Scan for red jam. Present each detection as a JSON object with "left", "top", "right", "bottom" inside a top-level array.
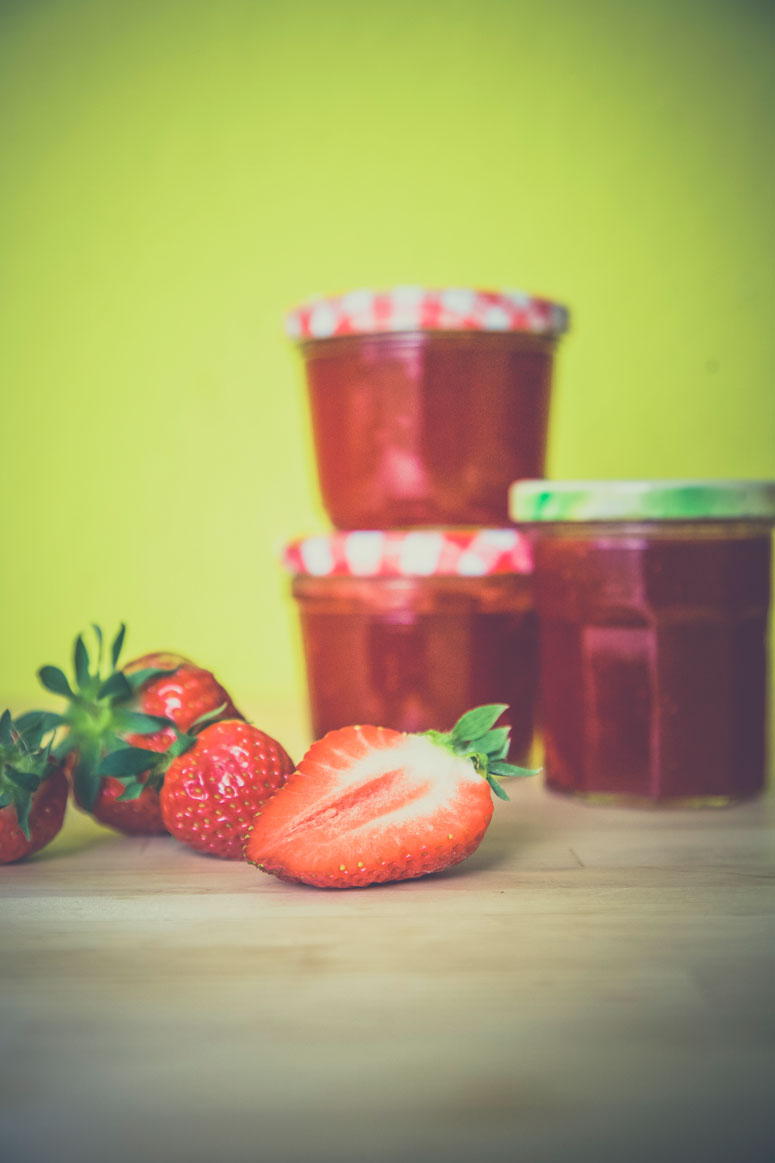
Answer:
[
  {"left": 291, "top": 573, "right": 537, "bottom": 763},
  {"left": 531, "top": 524, "right": 772, "bottom": 803},
  {"left": 299, "top": 331, "right": 556, "bottom": 528}
]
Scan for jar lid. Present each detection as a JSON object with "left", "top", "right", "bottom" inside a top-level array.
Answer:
[
  {"left": 285, "top": 286, "right": 569, "bottom": 341},
  {"left": 282, "top": 529, "right": 533, "bottom": 577},
  {"left": 510, "top": 479, "right": 775, "bottom": 523}
]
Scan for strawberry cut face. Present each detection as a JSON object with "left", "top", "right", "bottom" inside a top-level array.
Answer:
[{"left": 245, "top": 725, "right": 494, "bottom": 888}]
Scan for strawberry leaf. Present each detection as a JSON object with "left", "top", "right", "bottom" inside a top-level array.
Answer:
[
  {"left": 485, "top": 773, "right": 511, "bottom": 801},
  {"left": 15, "top": 711, "right": 64, "bottom": 740},
  {"left": 110, "top": 623, "right": 126, "bottom": 669},
  {"left": 189, "top": 702, "right": 228, "bottom": 731},
  {"left": 4, "top": 766, "right": 42, "bottom": 841},
  {"left": 112, "top": 710, "right": 174, "bottom": 736},
  {"left": 72, "top": 738, "right": 101, "bottom": 810},
  {"left": 97, "top": 748, "right": 156, "bottom": 777},
  {"left": 488, "top": 759, "right": 540, "bottom": 778},
  {"left": 168, "top": 732, "right": 197, "bottom": 758},
  {"left": 74, "top": 635, "right": 90, "bottom": 692},
  {"left": 53, "top": 735, "right": 79, "bottom": 759},
  {"left": 115, "top": 778, "right": 148, "bottom": 802},
  {"left": 422, "top": 704, "right": 537, "bottom": 802},
  {"left": 124, "top": 667, "right": 178, "bottom": 693},
  {"left": 449, "top": 704, "right": 508, "bottom": 744},
  {"left": 0, "top": 710, "right": 13, "bottom": 747},
  {"left": 13, "top": 717, "right": 45, "bottom": 751},
  {"left": 38, "top": 666, "right": 75, "bottom": 699},
  {"left": 6, "top": 767, "right": 40, "bottom": 793},
  {"left": 91, "top": 624, "right": 104, "bottom": 668},
  {"left": 11, "top": 784, "right": 33, "bottom": 839},
  {"left": 43, "top": 732, "right": 56, "bottom": 764},
  {"left": 466, "top": 726, "right": 511, "bottom": 759},
  {"left": 98, "top": 672, "right": 133, "bottom": 702}
]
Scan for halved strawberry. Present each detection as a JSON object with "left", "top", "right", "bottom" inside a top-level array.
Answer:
[{"left": 245, "top": 705, "right": 535, "bottom": 889}]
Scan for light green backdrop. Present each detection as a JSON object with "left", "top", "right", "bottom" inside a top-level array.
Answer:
[{"left": 1, "top": 0, "right": 773, "bottom": 742}]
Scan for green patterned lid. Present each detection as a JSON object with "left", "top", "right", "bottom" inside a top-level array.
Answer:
[{"left": 509, "top": 480, "right": 775, "bottom": 523}]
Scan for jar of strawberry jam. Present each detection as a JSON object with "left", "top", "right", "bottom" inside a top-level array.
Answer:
[
  {"left": 510, "top": 480, "right": 775, "bottom": 805},
  {"left": 286, "top": 287, "right": 569, "bottom": 529},
  {"left": 284, "top": 528, "right": 538, "bottom": 762}
]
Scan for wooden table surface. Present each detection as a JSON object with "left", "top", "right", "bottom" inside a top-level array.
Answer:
[{"left": 2, "top": 771, "right": 774, "bottom": 1163}]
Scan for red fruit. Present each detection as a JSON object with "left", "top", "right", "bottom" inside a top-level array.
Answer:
[
  {"left": 124, "top": 651, "right": 243, "bottom": 750},
  {"left": 38, "top": 625, "right": 243, "bottom": 835},
  {"left": 160, "top": 719, "right": 295, "bottom": 859},
  {"left": 0, "top": 767, "right": 69, "bottom": 863},
  {"left": 245, "top": 705, "right": 534, "bottom": 889},
  {"left": 86, "top": 775, "right": 169, "bottom": 836},
  {"left": 0, "top": 711, "right": 68, "bottom": 864},
  {"left": 90, "top": 650, "right": 244, "bottom": 835},
  {"left": 66, "top": 707, "right": 174, "bottom": 835}
]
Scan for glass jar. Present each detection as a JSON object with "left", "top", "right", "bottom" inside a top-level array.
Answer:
[
  {"left": 283, "top": 529, "right": 538, "bottom": 762},
  {"left": 286, "top": 287, "right": 569, "bottom": 529},
  {"left": 511, "top": 480, "right": 775, "bottom": 804}
]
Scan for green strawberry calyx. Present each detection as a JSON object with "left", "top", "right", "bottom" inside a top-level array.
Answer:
[
  {"left": 35, "top": 623, "right": 180, "bottom": 811},
  {"left": 424, "top": 704, "right": 539, "bottom": 801},
  {"left": 95, "top": 703, "right": 227, "bottom": 802},
  {"left": 0, "top": 709, "right": 60, "bottom": 839}
]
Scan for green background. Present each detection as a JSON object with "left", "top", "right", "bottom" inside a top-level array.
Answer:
[{"left": 1, "top": 0, "right": 773, "bottom": 745}]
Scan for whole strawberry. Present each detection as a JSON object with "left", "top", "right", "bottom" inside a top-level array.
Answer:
[
  {"left": 245, "top": 705, "right": 535, "bottom": 889},
  {"left": 0, "top": 710, "right": 68, "bottom": 863},
  {"left": 37, "top": 624, "right": 243, "bottom": 835},
  {"left": 123, "top": 651, "right": 242, "bottom": 748},
  {"left": 160, "top": 719, "right": 294, "bottom": 859}
]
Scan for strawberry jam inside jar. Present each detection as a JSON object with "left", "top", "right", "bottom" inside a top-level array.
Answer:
[
  {"left": 510, "top": 480, "right": 775, "bottom": 805},
  {"left": 286, "top": 287, "right": 569, "bottom": 529},
  {"left": 284, "top": 529, "right": 538, "bottom": 763}
]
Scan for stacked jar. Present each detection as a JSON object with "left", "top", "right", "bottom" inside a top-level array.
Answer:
[
  {"left": 283, "top": 286, "right": 570, "bottom": 764},
  {"left": 510, "top": 479, "right": 775, "bottom": 804}
]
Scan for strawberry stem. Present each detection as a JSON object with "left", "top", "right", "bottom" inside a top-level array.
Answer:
[
  {"left": 423, "top": 704, "right": 540, "bottom": 801},
  {"left": 34, "top": 623, "right": 179, "bottom": 810},
  {"left": 0, "top": 710, "right": 61, "bottom": 839}
]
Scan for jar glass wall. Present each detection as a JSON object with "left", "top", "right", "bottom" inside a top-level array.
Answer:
[
  {"left": 511, "top": 481, "right": 775, "bottom": 805},
  {"left": 284, "top": 530, "right": 538, "bottom": 763},
  {"left": 287, "top": 288, "right": 568, "bottom": 529}
]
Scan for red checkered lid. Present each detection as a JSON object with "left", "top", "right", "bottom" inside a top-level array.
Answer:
[
  {"left": 282, "top": 529, "right": 533, "bottom": 577},
  {"left": 285, "top": 286, "right": 569, "bottom": 340}
]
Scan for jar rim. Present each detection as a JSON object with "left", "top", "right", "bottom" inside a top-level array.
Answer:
[
  {"left": 285, "top": 286, "right": 569, "bottom": 341},
  {"left": 509, "top": 479, "right": 775, "bottom": 523},
  {"left": 282, "top": 528, "right": 533, "bottom": 577}
]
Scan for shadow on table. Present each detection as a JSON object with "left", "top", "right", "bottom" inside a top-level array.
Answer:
[
  {"left": 31, "top": 810, "right": 125, "bottom": 861},
  {"left": 437, "top": 816, "right": 546, "bottom": 880}
]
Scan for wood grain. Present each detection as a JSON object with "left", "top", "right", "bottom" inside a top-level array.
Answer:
[{"left": 2, "top": 775, "right": 774, "bottom": 1163}]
